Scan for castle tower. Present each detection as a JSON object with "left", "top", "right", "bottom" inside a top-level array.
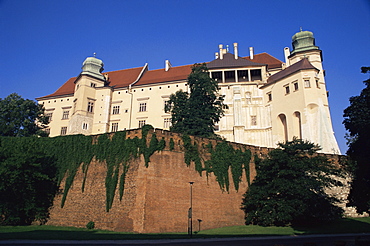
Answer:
[
  {"left": 68, "top": 56, "right": 111, "bottom": 135},
  {"left": 81, "top": 56, "right": 106, "bottom": 81},
  {"left": 288, "top": 30, "right": 323, "bottom": 72},
  {"left": 263, "top": 30, "right": 340, "bottom": 154}
]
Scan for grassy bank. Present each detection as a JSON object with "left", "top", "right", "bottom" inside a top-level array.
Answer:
[{"left": 0, "top": 217, "right": 369, "bottom": 240}]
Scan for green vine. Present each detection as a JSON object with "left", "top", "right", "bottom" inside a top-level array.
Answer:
[
  {"left": 182, "top": 135, "right": 203, "bottom": 174},
  {"left": 38, "top": 125, "right": 165, "bottom": 211},
  {"left": 169, "top": 138, "right": 175, "bottom": 151},
  {"left": 2, "top": 126, "right": 253, "bottom": 212},
  {"left": 181, "top": 137, "right": 252, "bottom": 192}
]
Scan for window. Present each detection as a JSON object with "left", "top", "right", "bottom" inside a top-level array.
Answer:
[
  {"left": 62, "top": 110, "right": 69, "bottom": 120},
  {"left": 251, "top": 115, "right": 257, "bottom": 126},
  {"left": 163, "top": 118, "right": 171, "bottom": 129},
  {"left": 87, "top": 101, "right": 94, "bottom": 113},
  {"left": 225, "top": 70, "right": 235, "bottom": 83},
  {"left": 138, "top": 120, "right": 146, "bottom": 128},
  {"left": 60, "top": 127, "right": 67, "bottom": 136},
  {"left": 111, "top": 122, "right": 118, "bottom": 132},
  {"left": 90, "top": 83, "right": 96, "bottom": 88},
  {"left": 237, "top": 70, "right": 249, "bottom": 82},
  {"left": 139, "top": 102, "right": 147, "bottom": 112},
  {"left": 164, "top": 100, "right": 170, "bottom": 111},
  {"left": 250, "top": 69, "right": 262, "bottom": 81},
  {"left": 82, "top": 123, "right": 88, "bottom": 130},
  {"left": 267, "top": 92, "right": 272, "bottom": 101},
  {"left": 316, "top": 79, "right": 320, "bottom": 88},
  {"left": 112, "top": 105, "right": 120, "bottom": 115},
  {"left": 46, "top": 113, "right": 53, "bottom": 122},
  {"left": 214, "top": 124, "right": 219, "bottom": 131},
  {"left": 304, "top": 79, "right": 311, "bottom": 88},
  {"left": 294, "top": 82, "right": 299, "bottom": 91},
  {"left": 211, "top": 71, "right": 222, "bottom": 82},
  {"left": 285, "top": 85, "right": 290, "bottom": 94}
]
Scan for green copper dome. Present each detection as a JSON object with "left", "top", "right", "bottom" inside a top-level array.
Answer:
[
  {"left": 291, "top": 30, "right": 319, "bottom": 56},
  {"left": 81, "top": 56, "right": 105, "bottom": 81}
]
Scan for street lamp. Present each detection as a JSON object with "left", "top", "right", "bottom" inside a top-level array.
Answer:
[
  {"left": 188, "top": 181, "right": 194, "bottom": 237},
  {"left": 197, "top": 219, "right": 202, "bottom": 232}
]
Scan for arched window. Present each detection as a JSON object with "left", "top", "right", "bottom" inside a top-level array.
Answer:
[
  {"left": 278, "top": 114, "right": 288, "bottom": 142},
  {"left": 293, "top": 111, "right": 302, "bottom": 139}
]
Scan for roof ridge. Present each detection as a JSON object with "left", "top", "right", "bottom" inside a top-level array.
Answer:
[
  {"left": 265, "top": 58, "right": 318, "bottom": 85},
  {"left": 103, "top": 66, "right": 144, "bottom": 74}
]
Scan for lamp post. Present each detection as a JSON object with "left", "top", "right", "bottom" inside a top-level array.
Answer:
[
  {"left": 188, "top": 181, "right": 194, "bottom": 237},
  {"left": 197, "top": 219, "right": 202, "bottom": 232}
]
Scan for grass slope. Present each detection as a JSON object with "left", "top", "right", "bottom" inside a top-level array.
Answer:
[{"left": 0, "top": 217, "right": 369, "bottom": 240}]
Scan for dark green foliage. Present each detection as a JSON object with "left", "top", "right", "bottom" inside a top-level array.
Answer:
[
  {"left": 169, "top": 138, "right": 175, "bottom": 151},
  {"left": 343, "top": 67, "right": 370, "bottom": 214},
  {"left": 0, "top": 93, "right": 49, "bottom": 137},
  {"left": 86, "top": 221, "right": 95, "bottom": 229},
  {"left": 182, "top": 135, "right": 202, "bottom": 174},
  {"left": 0, "top": 137, "right": 58, "bottom": 225},
  {"left": 0, "top": 124, "right": 166, "bottom": 223},
  {"left": 181, "top": 137, "right": 251, "bottom": 192},
  {"left": 241, "top": 139, "right": 344, "bottom": 226},
  {"left": 135, "top": 125, "right": 166, "bottom": 167},
  {"left": 165, "top": 63, "right": 226, "bottom": 138},
  {"left": 40, "top": 134, "right": 94, "bottom": 208},
  {"left": 205, "top": 141, "right": 251, "bottom": 192}
]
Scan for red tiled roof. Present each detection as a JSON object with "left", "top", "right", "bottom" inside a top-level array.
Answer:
[
  {"left": 37, "top": 66, "right": 145, "bottom": 99},
  {"left": 135, "top": 64, "right": 192, "bottom": 86},
  {"left": 37, "top": 77, "right": 76, "bottom": 100},
  {"left": 37, "top": 52, "right": 283, "bottom": 100},
  {"left": 263, "top": 58, "right": 319, "bottom": 87},
  {"left": 106, "top": 66, "right": 145, "bottom": 88},
  {"left": 244, "top": 53, "right": 283, "bottom": 69}
]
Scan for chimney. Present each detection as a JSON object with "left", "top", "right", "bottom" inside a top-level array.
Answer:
[
  {"left": 249, "top": 47, "right": 254, "bottom": 60},
  {"left": 165, "top": 60, "right": 172, "bottom": 71},
  {"left": 233, "top": 43, "right": 238, "bottom": 59},
  {"left": 284, "top": 47, "right": 290, "bottom": 67},
  {"left": 219, "top": 44, "right": 224, "bottom": 59}
]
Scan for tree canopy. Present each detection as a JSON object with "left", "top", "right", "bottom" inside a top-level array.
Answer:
[
  {"left": 0, "top": 93, "right": 48, "bottom": 137},
  {"left": 343, "top": 66, "right": 370, "bottom": 214},
  {"left": 0, "top": 137, "right": 58, "bottom": 225},
  {"left": 165, "top": 63, "right": 226, "bottom": 138},
  {"left": 241, "top": 139, "right": 344, "bottom": 226}
]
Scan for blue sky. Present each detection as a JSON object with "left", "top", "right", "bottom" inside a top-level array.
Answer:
[{"left": 0, "top": 0, "right": 369, "bottom": 153}]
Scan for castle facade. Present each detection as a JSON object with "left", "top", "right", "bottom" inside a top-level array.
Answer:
[{"left": 37, "top": 30, "right": 340, "bottom": 154}]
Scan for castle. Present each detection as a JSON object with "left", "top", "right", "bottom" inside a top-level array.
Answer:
[{"left": 37, "top": 30, "right": 340, "bottom": 154}]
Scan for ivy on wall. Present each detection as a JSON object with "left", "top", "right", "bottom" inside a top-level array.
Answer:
[
  {"left": 39, "top": 125, "right": 165, "bottom": 212},
  {"left": 183, "top": 138, "right": 252, "bottom": 192},
  {"left": 182, "top": 135, "right": 203, "bottom": 174},
  {"left": 1, "top": 125, "right": 253, "bottom": 214},
  {"left": 38, "top": 134, "right": 95, "bottom": 208}
]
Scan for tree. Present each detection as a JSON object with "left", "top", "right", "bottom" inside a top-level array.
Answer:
[
  {"left": 0, "top": 93, "right": 48, "bottom": 137},
  {"left": 0, "top": 137, "right": 58, "bottom": 225},
  {"left": 165, "top": 63, "right": 226, "bottom": 138},
  {"left": 343, "top": 67, "right": 370, "bottom": 214},
  {"left": 241, "top": 139, "right": 343, "bottom": 226}
]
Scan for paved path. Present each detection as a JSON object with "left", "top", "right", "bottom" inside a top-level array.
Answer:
[{"left": 1, "top": 233, "right": 370, "bottom": 246}]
